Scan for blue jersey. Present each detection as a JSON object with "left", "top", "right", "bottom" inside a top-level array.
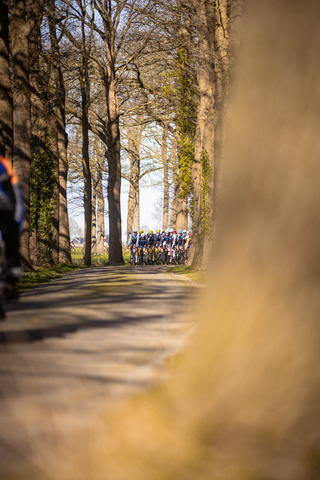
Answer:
[
  {"left": 163, "top": 234, "right": 172, "bottom": 246},
  {"left": 129, "top": 233, "right": 138, "bottom": 246},
  {"left": 138, "top": 237, "right": 147, "bottom": 247}
]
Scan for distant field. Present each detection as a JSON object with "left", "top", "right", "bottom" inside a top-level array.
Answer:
[{"left": 71, "top": 248, "right": 131, "bottom": 265}]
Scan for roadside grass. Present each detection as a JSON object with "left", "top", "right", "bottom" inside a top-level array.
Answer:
[
  {"left": 72, "top": 248, "right": 131, "bottom": 265},
  {"left": 17, "top": 249, "right": 132, "bottom": 293},
  {"left": 17, "top": 264, "right": 87, "bottom": 294},
  {"left": 165, "top": 265, "right": 205, "bottom": 283}
]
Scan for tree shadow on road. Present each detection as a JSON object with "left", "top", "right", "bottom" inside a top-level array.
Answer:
[{"left": 1, "top": 266, "right": 196, "bottom": 343}]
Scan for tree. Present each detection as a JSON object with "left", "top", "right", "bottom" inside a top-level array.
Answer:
[
  {"left": 64, "top": 0, "right": 95, "bottom": 265},
  {"left": 47, "top": 0, "right": 71, "bottom": 264},
  {"left": 0, "top": 0, "right": 12, "bottom": 160},
  {"left": 10, "top": 0, "right": 45, "bottom": 269}
]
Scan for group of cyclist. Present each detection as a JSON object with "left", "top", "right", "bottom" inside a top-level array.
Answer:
[{"left": 128, "top": 228, "right": 192, "bottom": 265}]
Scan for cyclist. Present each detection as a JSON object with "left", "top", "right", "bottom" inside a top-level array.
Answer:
[
  {"left": 154, "top": 229, "right": 162, "bottom": 263},
  {"left": 173, "top": 229, "right": 186, "bottom": 263},
  {"left": 172, "top": 230, "right": 178, "bottom": 244},
  {"left": 128, "top": 229, "right": 138, "bottom": 263},
  {"left": 173, "top": 229, "right": 184, "bottom": 247},
  {"left": 137, "top": 233, "right": 147, "bottom": 264},
  {"left": 0, "top": 154, "right": 24, "bottom": 318},
  {"left": 137, "top": 230, "right": 143, "bottom": 243},
  {"left": 155, "top": 229, "right": 161, "bottom": 245},
  {"left": 146, "top": 230, "right": 156, "bottom": 264},
  {"left": 161, "top": 229, "right": 172, "bottom": 264}
]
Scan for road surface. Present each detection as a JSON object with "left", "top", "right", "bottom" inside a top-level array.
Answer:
[{"left": 0, "top": 265, "right": 197, "bottom": 479}]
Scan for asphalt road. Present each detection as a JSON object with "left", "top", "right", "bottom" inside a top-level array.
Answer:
[{"left": 0, "top": 265, "right": 197, "bottom": 479}]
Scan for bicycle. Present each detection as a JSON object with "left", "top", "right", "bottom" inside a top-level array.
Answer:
[
  {"left": 130, "top": 245, "right": 139, "bottom": 265},
  {"left": 138, "top": 246, "right": 147, "bottom": 265},
  {"left": 147, "top": 245, "right": 156, "bottom": 265}
]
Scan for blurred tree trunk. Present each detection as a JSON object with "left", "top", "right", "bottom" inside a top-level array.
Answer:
[{"left": 229, "top": 0, "right": 243, "bottom": 83}]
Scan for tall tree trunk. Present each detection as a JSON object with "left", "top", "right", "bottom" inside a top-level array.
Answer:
[
  {"left": 189, "top": 0, "right": 215, "bottom": 267},
  {"left": 48, "top": 0, "right": 71, "bottom": 264},
  {"left": 172, "top": 138, "right": 188, "bottom": 230},
  {"left": 105, "top": 77, "right": 123, "bottom": 263},
  {"left": 176, "top": 195, "right": 188, "bottom": 231},
  {"left": 0, "top": 1, "right": 13, "bottom": 160},
  {"left": 127, "top": 156, "right": 140, "bottom": 245},
  {"left": 10, "top": 0, "right": 38, "bottom": 269},
  {"left": 202, "top": 0, "right": 230, "bottom": 267},
  {"left": 101, "top": 6, "right": 124, "bottom": 264},
  {"left": 81, "top": 87, "right": 92, "bottom": 265},
  {"left": 162, "top": 127, "right": 169, "bottom": 231},
  {"left": 47, "top": 104, "right": 60, "bottom": 264},
  {"left": 171, "top": 149, "right": 178, "bottom": 229},
  {"left": 29, "top": 6, "right": 48, "bottom": 265},
  {"left": 126, "top": 180, "right": 134, "bottom": 244},
  {"left": 80, "top": 0, "right": 93, "bottom": 266},
  {"left": 127, "top": 120, "right": 143, "bottom": 236},
  {"left": 96, "top": 165, "right": 105, "bottom": 254},
  {"left": 132, "top": 180, "right": 139, "bottom": 232},
  {"left": 29, "top": 12, "right": 45, "bottom": 154},
  {"left": 91, "top": 173, "right": 97, "bottom": 252}
]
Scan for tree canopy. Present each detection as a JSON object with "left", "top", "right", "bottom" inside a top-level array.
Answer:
[{"left": 0, "top": 0, "right": 242, "bottom": 268}]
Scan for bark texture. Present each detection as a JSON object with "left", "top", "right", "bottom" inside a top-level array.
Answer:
[
  {"left": 0, "top": 1, "right": 13, "bottom": 160},
  {"left": 11, "top": 0, "right": 40, "bottom": 269},
  {"left": 96, "top": 165, "right": 105, "bottom": 254},
  {"left": 161, "top": 126, "right": 169, "bottom": 231},
  {"left": 126, "top": 122, "right": 142, "bottom": 243},
  {"left": 48, "top": 0, "right": 71, "bottom": 264}
]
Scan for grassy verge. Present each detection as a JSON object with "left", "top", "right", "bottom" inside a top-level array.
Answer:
[
  {"left": 17, "top": 264, "right": 88, "bottom": 294},
  {"left": 165, "top": 265, "right": 205, "bottom": 283},
  {"left": 17, "top": 250, "right": 132, "bottom": 293}
]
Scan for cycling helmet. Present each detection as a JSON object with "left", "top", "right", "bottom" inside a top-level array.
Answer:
[
  {"left": 139, "top": 230, "right": 143, "bottom": 234},
  {"left": 165, "top": 229, "right": 169, "bottom": 234},
  {"left": 149, "top": 230, "right": 153, "bottom": 234},
  {"left": 178, "top": 229, "right": 183, "bottom": 234},
  {"left": 156, "top": 229, "right": 160, "bottom": 233},
  {"left": 170, "top": 229, "right": 173, "bottom": 233},
  {"left": 133, "top": 230, "right": 137, "bottom": 233},
  {"left": 183, "top": 229, "right": 187, "bottom": 233},
  {"left": 173, "top": 230, "right": 177, "bottom": 234}
]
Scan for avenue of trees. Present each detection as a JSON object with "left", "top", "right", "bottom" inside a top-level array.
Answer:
[{"left": 0, "top": 0, "right": 242, "bottom": 270}]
